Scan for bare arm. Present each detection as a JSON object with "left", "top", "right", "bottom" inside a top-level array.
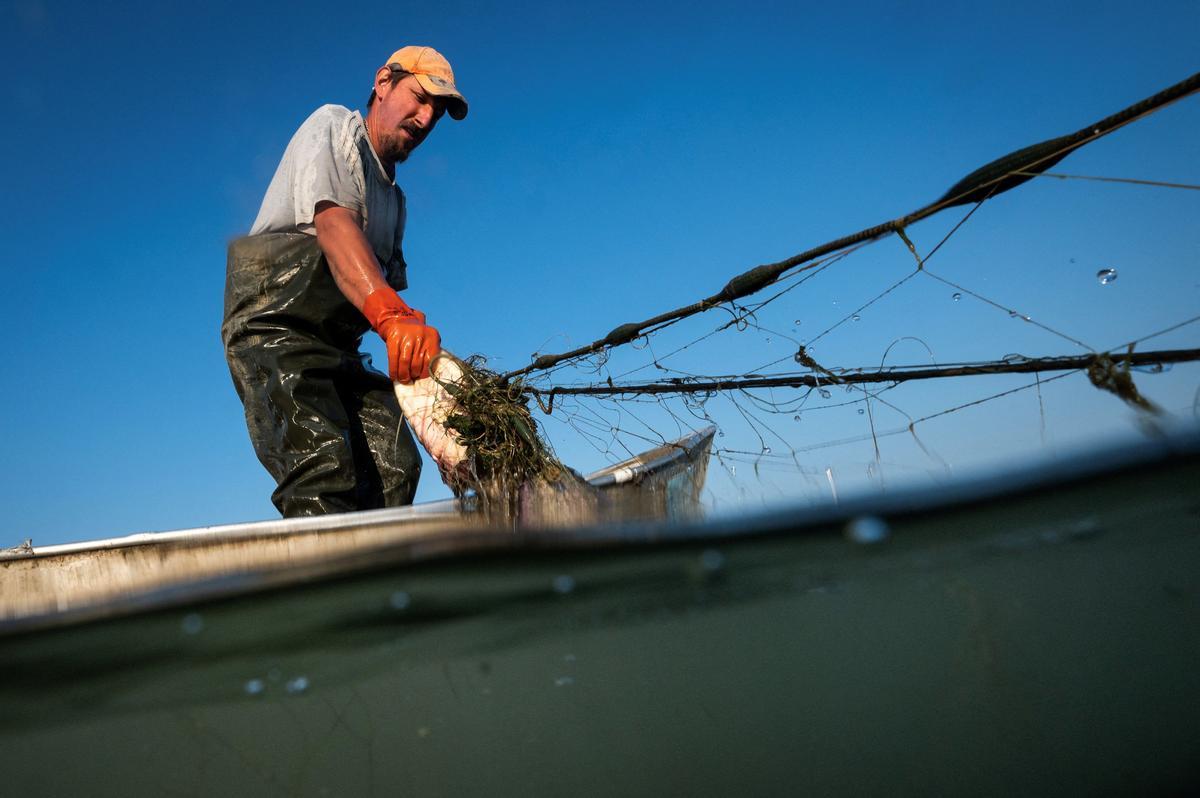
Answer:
[
  {"left": 313, "top": 200, "right": 390, "bottom": 309},
  {"left": 313, "top": 200, "right": 440, "bottom": 382}
]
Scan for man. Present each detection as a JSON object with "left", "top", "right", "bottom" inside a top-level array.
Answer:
[{"left": 221, "top": 46, "right": 468, "bottom": 517}]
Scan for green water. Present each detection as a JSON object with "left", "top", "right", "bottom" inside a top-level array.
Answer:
[{"left": 1, "top": 458, "right": 1197, "bottom": 796}]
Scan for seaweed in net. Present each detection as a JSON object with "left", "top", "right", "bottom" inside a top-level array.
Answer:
[
  {"left": 431, "top": 356, "right": 598, "bottom": 526},
  {"left": 442, "top": 358, "right": 561, "bottom": 482}
]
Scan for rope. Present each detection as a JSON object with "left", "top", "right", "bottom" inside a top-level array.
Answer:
[
  {"left": 503, "top": 71, "right": 1200, "bottom": 382},
  {"left": 530, "top": 347, "right": 1200, "bottom": 398}
]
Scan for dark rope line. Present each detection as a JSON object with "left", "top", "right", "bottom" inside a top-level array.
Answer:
[
  {"left": 1014, "top": 171, "right": 1200, "bottom": 191},
  {"left": 919, "top": 268, "right": 1096, "bottom": 352},
  {"left": 531, "top": 347, "right": 1200, "bottom": 397},
  {"left": 1115, "top": 313, "right": 1200, "bottom": 351},
  {"left": 765, "top": 371, "right": 1077, "bottom": 456},
  {"left": 806, "top": 270, "right": 919, "bottom": 349},
  {"left": 503, "top": 71, "right": 1200, "bottom": 381}
]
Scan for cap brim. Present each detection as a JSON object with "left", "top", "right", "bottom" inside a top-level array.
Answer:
[{"left": 413, "top": 73, "right": 468, "bottom": 120}]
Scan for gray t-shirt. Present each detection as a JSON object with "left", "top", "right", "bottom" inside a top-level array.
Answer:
[{"left": 250, "top": 104, "right": 407, "bottom": 289}]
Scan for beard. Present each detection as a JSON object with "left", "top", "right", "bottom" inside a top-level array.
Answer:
[{"left": 379, "top": 123, "right": 425, "bottom": 165}]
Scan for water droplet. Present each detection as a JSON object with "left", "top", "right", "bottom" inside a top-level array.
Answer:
[
  {"left": 631, "top": 336, "right": 649, "bottom": 349},
  {"left": 1001, "top": 353, "right": 1029, "bottom": 364},
  {"left": 793, "top": 414, "right": 802, "bottom": 422},
  {"left": 730, "top": 465, "right": 736, "bottom": 476},
  {"left": 764, "top": 337, "right": 771, "bottom": 345},
  {"left": 852, "top": 314, "right": 861, "bottom": 322},
  {"left": 552, "top": 575, "right": 576, "bottom": 595},
  {"left": 952, "top": 292, "right": 962, "bottom": 302},
  {"left": 1008, "top": 310, "right": 1018, "bottom": 318},
  {"left": 699, "top": 549, "right": 726, "bottom": 573},
  {"left": 845, "top": 515, "right": 890, "bottom": 545},
  {"left": 554, "top": 676, "right": 575, "bottom": 687},
  {"left": 181, "top": 613, "right": 204, "bottom": 635},
  {"left": 793, "top": 352, "right": 803, "bottom": 363},
  {"left": 285, "top": 676, "right": 310, "bottom": 695},
  {"left": 793, "top": 319, "right": 802, "bottom": 326},
  {"left": 530, "top": 352, "right": 539, "bottom": 360},
  {"left": 389, "top": 590, "right": 411, "bottom": 610},
  {"left": 762, "top": 446, "right": 772, "bottom": 454},
  {"left": 1069, "top": 258, "right": 1077, "bottom": 264},
  {"left": 818, "top": 389, "right": 831, "bottom": 399},
  {"left": 857, "top": 408, "right": 865, "bottom": 415},
  {"left": 717, "top": 430, "right": 725, "bottom": 437},
  {"left": 1097, "top": 268, "right": 1118, "bottom": 285},
  {"left": 244, "top": 678, "right": 266, "bottom": 696}
]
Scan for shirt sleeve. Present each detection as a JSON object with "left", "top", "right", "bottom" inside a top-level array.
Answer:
[{"left": 288, "top": 106, "right": 367, "bottom": 227}]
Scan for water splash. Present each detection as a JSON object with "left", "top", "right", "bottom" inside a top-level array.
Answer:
[{"left": 1097, "top": 268, "right": 1118, "bottom": 285}]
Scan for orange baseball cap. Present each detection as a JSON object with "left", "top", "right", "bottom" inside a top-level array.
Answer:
[{"left": 385, "top": 46, "right": 468, "bottom": 120}]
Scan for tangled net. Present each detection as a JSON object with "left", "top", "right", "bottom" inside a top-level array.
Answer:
[
  {"left": 480, "top": 72, "right": 1200, "bottom": 511},
  {"left": 441, "top": 357, "right": 567, "bottom": 493}
]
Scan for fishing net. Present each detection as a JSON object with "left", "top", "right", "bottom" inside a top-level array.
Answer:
[
  {"left": 395, "top": 352, "right": 599, "bottom": 526},
  {"left": 404, "top": 73, "right": 1200, "bottom": 518},
  {"left": 490, "top": 73, "right": 1200, "bottom": 512}
]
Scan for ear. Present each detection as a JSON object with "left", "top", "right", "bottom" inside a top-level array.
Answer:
[{"left": 374, "top": 66, "right": 394, "bottom": 96}]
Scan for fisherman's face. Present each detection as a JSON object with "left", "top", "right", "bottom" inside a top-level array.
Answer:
[{"left": 370, "top": 73, "right": 445, "bottom": 165}]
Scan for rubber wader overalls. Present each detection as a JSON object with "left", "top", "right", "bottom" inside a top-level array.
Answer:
[{"left": 221, "top": 233, "right": 421, "bottom": 516}]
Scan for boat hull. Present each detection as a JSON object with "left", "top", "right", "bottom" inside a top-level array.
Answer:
[
  {"left": 0, "top": 428, "right": 716, "bottom": 629},
  {"left": 0, "top": 435, "right": 1197, "bottom": 795}
]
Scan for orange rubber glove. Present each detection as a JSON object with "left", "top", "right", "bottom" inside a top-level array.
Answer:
[{"left": 361, "top": 289, "right": 441, "bottom": 384}]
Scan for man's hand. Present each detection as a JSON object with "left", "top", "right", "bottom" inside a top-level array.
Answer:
[
  {"left": 313, "top": 203, "right": 440, "bottom": 382},
  {"left": 362, "top": 289, "right": 441, "bottom": 383}
]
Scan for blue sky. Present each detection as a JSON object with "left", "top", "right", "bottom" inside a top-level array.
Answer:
[{"left": 2, "top": 0, "right": 1197, "bottom": 544}]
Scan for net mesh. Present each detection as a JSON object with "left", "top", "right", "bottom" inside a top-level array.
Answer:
[{"left": 487, "top": 74, "right": 1200, "bottom": 512}]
